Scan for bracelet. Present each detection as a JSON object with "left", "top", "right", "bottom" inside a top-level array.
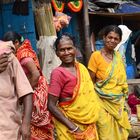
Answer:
[{"left": 70, "top": 126, "right": 79, "bottom": 133}]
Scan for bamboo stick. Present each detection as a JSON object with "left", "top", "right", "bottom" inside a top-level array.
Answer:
[
  {"left": 39, "top": 6, "right": 50, "bottom": 36},
  {"left": 33, "top": 1, "right": 56, "bottom": 36},
  {"left": 44, "top": 3, "right": 56, "bottom": 36},
  {"left": 34, "top": 9, "right": 42, "bottom": 36}
]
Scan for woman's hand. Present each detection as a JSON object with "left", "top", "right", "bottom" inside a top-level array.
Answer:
[
  {"left": 75, "top": 127, "right": 83, "bottom": 133},
  {"left": 71, "top": 127, "right": 84, "bottom": 140},
  {"left": 18, "top": 123, "right": 31, "bottom": 140},
  {"left": 0, "top": 53, "right": 10, "bottom": 73},
  {"left": 48, "top": 94, "right": 82, "bottom": 132}
]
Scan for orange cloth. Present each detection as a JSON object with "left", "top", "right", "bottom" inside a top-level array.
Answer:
[{"left": 88, "top": 50, "right": 109, "bottom": 80}]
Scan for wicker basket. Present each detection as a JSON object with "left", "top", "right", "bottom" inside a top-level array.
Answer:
[{"left": 129, "top": 122, "right": 140, "bottom": 138}]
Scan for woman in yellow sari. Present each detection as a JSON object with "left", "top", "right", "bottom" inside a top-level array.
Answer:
[
  {"left": 88, "top": 25, "right": 131, "bottom": 140},
  {"left": 48, "top": 33, "right": 100, "bottom": 140}
]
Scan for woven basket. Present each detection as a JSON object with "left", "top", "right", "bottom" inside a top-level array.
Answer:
[{"left": 129, "top": 123, "right": 140, "bottom": 138}]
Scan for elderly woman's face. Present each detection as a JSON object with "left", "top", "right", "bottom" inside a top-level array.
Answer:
[
  {"left": 56, "top": 37, "right": 76, "bottom": 64},
  {"left": 103, "top": 31, "right": 121, "bottom": 50}
]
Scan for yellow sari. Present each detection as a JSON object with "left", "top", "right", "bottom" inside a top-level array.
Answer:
[
  {"left": 88, "top": 51, "right": 131, "bottom": 140},
  {"left": 54, "top": 62, "right": 100, "bottom": 140}
]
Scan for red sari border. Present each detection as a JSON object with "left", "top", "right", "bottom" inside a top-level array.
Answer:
[{"left": 59, "top": 62, "right": 81, "bottom": 106}]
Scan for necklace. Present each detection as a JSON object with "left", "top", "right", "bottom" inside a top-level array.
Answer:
[
  {"left": 101, "top": 49, "right": 113, "bottom": 60},
  {"left": 105, "top": 53, "right": 113, "bottom": 60}
]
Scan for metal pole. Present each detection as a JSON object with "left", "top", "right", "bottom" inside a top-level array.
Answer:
[{"left": 83, "top": 0, "right": 92, "bottom": 66}]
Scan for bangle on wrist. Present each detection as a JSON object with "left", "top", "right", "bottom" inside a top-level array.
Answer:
[{"left": 70, "top": 126, "right": 79, "bottom": 133}]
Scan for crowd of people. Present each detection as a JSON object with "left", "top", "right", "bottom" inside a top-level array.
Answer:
[{"left": 0, "top": 25, "right": 131, "bottom": 140}]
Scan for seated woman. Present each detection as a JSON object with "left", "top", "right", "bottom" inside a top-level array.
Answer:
[
  {"left": 128, "top": 85, "right": 140, "bottom": 115},
  {"left": 88, "top": 25, "right": 131, "bottom": 140},
  {"left": 47, "top": 33, "right": 100, "bottom": 140}
]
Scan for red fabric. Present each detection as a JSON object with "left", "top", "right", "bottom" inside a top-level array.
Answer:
[
  {"left": 16, "top": 39, "right": 40, "bottom": 70},
  {"left": 31, "top": 124, "right": 53, "bottom": 140},
  {"left": 48, "top": 67, "right": 77, "bottom": 98},
  {"left": 128, "top": 93, "right": 140, "bottom": 114},
  {"left": 16, "top": 39, "right": 54, "bottom": 139},
  {"left": 20, "top": 57, "right": 33, "bottom": 74},
  {"left": 31, "top": 76, "right": 51, "bottom": 126}
]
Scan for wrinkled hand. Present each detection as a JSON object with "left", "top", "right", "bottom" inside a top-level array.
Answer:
[
  {"left": 0, "top": 53, "right": 10, "bottom": 73},
  {"left": 72, "top": 127, "right": 84, "bottom": 140},
  {"left": 18, "top": 124, "right": 31, "bottom": 140},
  {"left": 75, "top": 127, "right": 83, "bottom": 133}
]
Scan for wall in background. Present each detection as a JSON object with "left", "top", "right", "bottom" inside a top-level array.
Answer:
[{"left": 0, "top": 1, "right": 37, "bottom": 51}]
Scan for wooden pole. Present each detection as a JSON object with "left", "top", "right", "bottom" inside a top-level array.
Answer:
[{"left": 83, "top": 0, "right": 92, "bottom": 66}]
